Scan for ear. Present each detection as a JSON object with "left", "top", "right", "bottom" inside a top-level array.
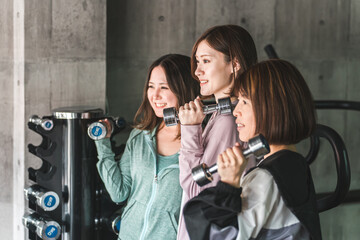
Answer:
[{"left": 231, "top": 58, "right": 241, "bottom": 73}]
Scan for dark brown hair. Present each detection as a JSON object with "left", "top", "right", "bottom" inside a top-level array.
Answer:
[
  {"left": 134, "top": 54, "right": 200, "bottom": 138},
  {"left": 234, "top": 59, "right": 316, "bottom": 145},
  {"left": 191, "top": 25, "right": 258, "bottom": 95}
]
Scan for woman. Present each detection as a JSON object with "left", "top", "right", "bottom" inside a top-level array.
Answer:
[
  {"left": 95, "top": 54, "right": 200, "bottom": 240},
  {"left": 177, "top": 25, "right": 258, "bottom": 240},
  {"left": 184, "top": 59, "right": 322, "bottom": 240}
]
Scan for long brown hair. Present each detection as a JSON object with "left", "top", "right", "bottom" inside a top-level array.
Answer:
[
  {"left": 234, "top": 59, "right": 317, "bottom": 145},
  {"left": 191, "top": 25, "right": 258, "bottom": 96},
  {"left": 133, "top": 54, "right": 200, "bottom": 138}
]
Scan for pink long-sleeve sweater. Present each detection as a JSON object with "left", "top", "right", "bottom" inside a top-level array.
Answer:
[{"left": 177, "top": 111, "right": 240, "bottom": 240}]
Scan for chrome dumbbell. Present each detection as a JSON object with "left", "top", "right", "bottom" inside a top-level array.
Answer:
[
  {"left": 192, "top": 134, "right": 270, "bottom": 186},
  {"left": 29, "top": 115, "right": 54, "bottom": 131},
  {"left": 94, "top": 214, "right": 121, "bottom": 235},
  {"left": 87, "top": 117, "right": 126, "bottom": 140},
  {"left": 110, "top": 215, "right": 121, "bottom": 235},
  {"left": 24, "top": 185, "right": 60, "bottom": 211},
  {"left": 22, "top": 212, "right": 61, "bottom": 240},
  {"left": 163, "top": 97, "right": 232, "bottom": 127}
]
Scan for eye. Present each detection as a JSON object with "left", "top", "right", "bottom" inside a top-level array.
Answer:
[
  {"left": 243, "top": 100, "right": 247, "bottom": 105},
  {"left": 148, "top": 85, "right": 154, "bottom": 89},
  {"left": 161, "top": 86, "right": 169, "bottom": 90},
  {"left": 203, "top": 59, "right": 210, "bottom": 63}
]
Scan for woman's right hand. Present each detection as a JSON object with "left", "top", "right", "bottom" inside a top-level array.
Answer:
[
  {"left": 99, "top": 118, "right": 113, "bottom": 138},
  {"left": 178, "top": 96, "right": 206, "bottom": 125},
  {"left": 217, "top": 142, "right": 248, "bottom": 188}
]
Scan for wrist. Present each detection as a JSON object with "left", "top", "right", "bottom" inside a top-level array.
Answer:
[{"left": 220, "top": 176, "right": 241, "bottom": 188}]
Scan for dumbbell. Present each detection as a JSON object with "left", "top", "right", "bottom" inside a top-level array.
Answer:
[
  {"left": 29, "top": 115, "right": 54, "bottom": 131},
  {"left": 163, "top": 97, "right": 232, "bottom": 127},
  {"left": 22, "top": 212, "right": 61, "bottom": 240},
  {"left": 24, "top": 185, "right": 60, "bottom": 211},
  {"left": 191, "top": 134, "right": 270, "bottom": 186},
  {"left": 88, "top": 117, "right": 126, "bottom": 140}
]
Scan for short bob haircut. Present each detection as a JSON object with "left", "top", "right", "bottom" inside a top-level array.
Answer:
[
  {"left": 134, "top": 54, "right": 200, "bottom": 138},
  {"left": 191, "top": 25, "right": 258, "bottom": 94},
  {"left": 234, "top": 59, "right": 316, "bottom": 145}
]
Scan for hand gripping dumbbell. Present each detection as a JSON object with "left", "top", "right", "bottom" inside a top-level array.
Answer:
[
  {"left": 29, "top": 115, "right": 54, "bottom": 131},
  {"left": 88, "top": 117, "right": 126, "bottom": 140},
  {"left": 191, "top": 134, "right": 270, "bottom": 186},
  {"left": 163, "top": 97, "right": 232, "bottom": 127}
]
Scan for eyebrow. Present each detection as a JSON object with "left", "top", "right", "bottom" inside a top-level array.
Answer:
[
  {"left": 195, "top": 54, "right": 213, "bottom": 58},
  {"left": 148, "top": 81, "right": 168, "bottom": 85}
]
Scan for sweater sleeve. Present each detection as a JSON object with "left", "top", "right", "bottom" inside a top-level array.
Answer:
[
  {"left": 237, "top": 169, "right": 284, "bottom": 239},
  {"left": 179, "top": 114, "right": 239, "bottom": 199},
  {"left": 95, "top": 137, "right": 132, "bottom": 203}
]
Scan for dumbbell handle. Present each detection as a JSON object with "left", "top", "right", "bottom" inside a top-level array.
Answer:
[
  {"left": 202, "top": 103, "right": 223, "bottom": 114},
  {"left": 163, "top": 97, "right": 232, "bottom": 127},
  {"left": 192, "top": 134, "right": 270, "bottom": 186}
]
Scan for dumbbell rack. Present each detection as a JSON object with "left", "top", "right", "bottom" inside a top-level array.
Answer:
[{"left": 24, "top": 106, "right": 120, "bottom": 240}]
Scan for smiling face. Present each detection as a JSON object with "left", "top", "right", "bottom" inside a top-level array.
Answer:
[
  {"left": 233, "top": 93, "right": 256, "bottom": 142},
  {"left": 147, "top": 66, "right": 178, "bottom": 118},
  {"left": 194, "top": 40, "right": 234, "bottom": 100}
]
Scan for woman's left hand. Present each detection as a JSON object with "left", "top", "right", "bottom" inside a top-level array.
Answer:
[{"left": 217, "top": 142, "right": 248, "bottom": 188}]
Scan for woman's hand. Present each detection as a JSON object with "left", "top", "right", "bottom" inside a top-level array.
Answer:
[
  {"left": 99, "top": 118, "right": 113, "bottom": 138},
  {"left": 178, "top": 96, "right": 206, "bottom": 125},
  {"left": 217, "top": 142, "right": 248, "bottom": 188}
]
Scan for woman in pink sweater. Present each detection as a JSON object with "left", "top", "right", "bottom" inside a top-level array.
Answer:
[{"left": 177, "top": 25, "right": 258, "bottom": 240}]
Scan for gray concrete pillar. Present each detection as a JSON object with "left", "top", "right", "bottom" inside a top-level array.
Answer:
[{"left": 0, "top": 0, "right": 107, "bottom": 238}]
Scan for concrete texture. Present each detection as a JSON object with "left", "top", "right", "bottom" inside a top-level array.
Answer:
[
  {"left": 0, "top": 0, "right": 106, "bottom": 239},
  {"left": 1, "top": 0, "right": 359, "bottom": 239}
]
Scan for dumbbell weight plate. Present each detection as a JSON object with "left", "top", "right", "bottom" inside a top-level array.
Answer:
[{"left": 163, "top": 108, "right": 178, "bottom": 127}]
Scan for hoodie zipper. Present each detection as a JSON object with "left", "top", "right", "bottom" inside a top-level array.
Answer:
[
  {"left": 139, "top": 164, "right": 179, "bottom": 240},
  {"left": 139, "top": 132, "right": 179, "bottom": 239}
]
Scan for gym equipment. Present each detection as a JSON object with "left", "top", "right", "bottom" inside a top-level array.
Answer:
[
  {"left": 163, "top": 97, "right": 232, "bottom": 127},
  {"left": 24, "top": 185, "right": 60, "bottom": 211},
  {"left": 25, "top": 107, "right": 122, "bottom": 240},
  {"left": 88, "top": 117, "right": 126, "bottom": 140},
  {"left": 22, "top": 212, "right": 61, "bottom": 240},
  {"left": 192, "top": 134, "right": 270, "bottom": 186},
  {"left": 29, "top": 115, "right": 54, "bottom": 131}
]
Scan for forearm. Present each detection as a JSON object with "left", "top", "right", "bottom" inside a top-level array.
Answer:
[{"left": 95, "top": 139, "right": 131, "bottom": 203}]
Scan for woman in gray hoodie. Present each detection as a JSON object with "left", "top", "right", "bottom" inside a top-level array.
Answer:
[{"left": 94, "top": 54, "right": 200, "bottom": 240}]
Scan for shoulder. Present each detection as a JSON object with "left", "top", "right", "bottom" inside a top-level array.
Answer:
[
  {"left": 259, "top": 150, "right": 308, "bottom": 176},
  {"left": 241, "top": 168, "right": 278, "bottom": 202},
  {"left": 243, "top": 168, "right": 274, "bottom": 186},
  {"left": 127, "top": 128, "right": 146, "bottom": 143},
  {"left": 210, "top": 113, "right": 237, "bottom": 130}
]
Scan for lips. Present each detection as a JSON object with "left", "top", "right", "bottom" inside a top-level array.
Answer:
[
  {"left": 199, "top": 79, "right": 208, "bottom": 86},
  {"left": 154, "top": 103, "right": 167, "bottom": 108},
  {"left": 236, "top": 122, "right": 244, "bottom": 131}
]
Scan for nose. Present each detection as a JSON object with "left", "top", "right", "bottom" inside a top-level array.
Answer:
[
  {"left": 233, "top": 103, "right": 241, "bottom": 117},
  {"left": 195, "top": 64, "right": 203, "bottom": 77},
  {"left": 153, "top": 87, "right": 161, "bottom": 100}
]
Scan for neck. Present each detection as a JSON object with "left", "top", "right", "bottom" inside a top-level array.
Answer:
[
  {"left": 158, "top": 121, "right": 179, "bottom": 134},
  {"left": 264, "top": 144, "right": 296, "bottom": 159}
]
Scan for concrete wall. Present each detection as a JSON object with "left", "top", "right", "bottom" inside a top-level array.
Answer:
[
  {"left": 107, "top": 0, "right": 360, "bottom": 239},
  {"left": 0, "top": 0, "right": 106, "bottom": 239},
  {"left": 0, "top": 0, "right": 14, "bottom": 239},
  {"left": 1, "top": 0, "right": 359, "bottom": 239}
]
